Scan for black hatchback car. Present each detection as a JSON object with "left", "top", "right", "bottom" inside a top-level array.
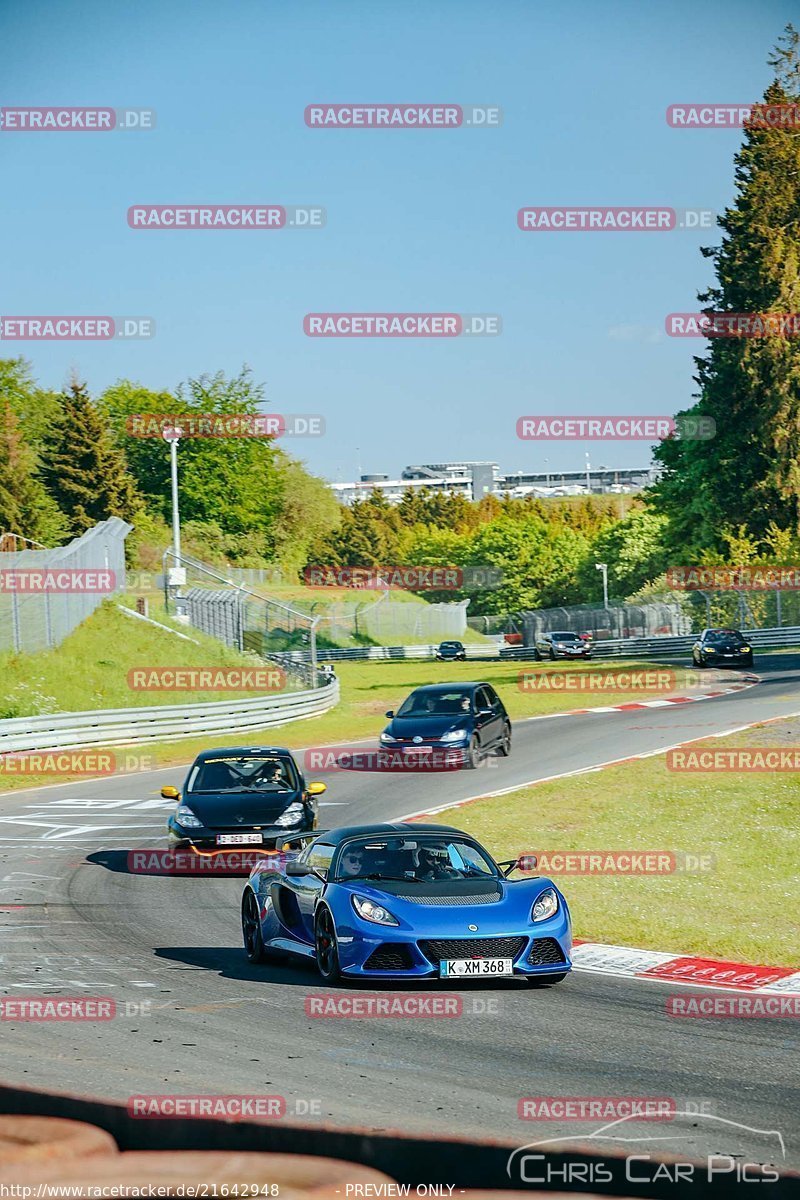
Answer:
[
  {"left": 380, "top": 682, "right": 511, "bottom": 768},
  {"left": 165, "top": 746, "right": 326, "bottom": 850},
  {"left": 692, "top": 628, "right": 754, "bottom": 668},
  {"left": 436, "top": 640, "right": 466, "bottom": 661},
  {"left": 534, "top": 630, "right": 591, "bottom": 661}
]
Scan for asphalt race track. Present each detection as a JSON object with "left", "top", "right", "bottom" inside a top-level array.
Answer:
[{"left": 1, "top": 654, "right": 799, "bottom": 1169}]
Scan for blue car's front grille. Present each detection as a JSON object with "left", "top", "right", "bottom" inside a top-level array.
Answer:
[
  {"left": 419, "top": 936, "right": 526, "bottom": 964},
  {"left": 400, "top": 888, "right": 502, "bottom": 906},
  {"left": 527, "top": 937, "right": 566, "bottom": 965},
  {"left": 364, "top": 944, "right": 414, "bottom": 971}
]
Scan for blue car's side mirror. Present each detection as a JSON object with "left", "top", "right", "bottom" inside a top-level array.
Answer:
[
  {"left": 286, "top": 861, "right": 312, "bottom": 877},
  {"left": 385, "top": 710, "right": 394, "bottom": 718}
]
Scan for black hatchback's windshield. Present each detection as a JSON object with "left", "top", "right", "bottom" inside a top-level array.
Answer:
[
  {"left": 397, "top": 689, "right": 472, "bottom": 717},
  {"left": 187, "top": 755, "right": 298, "bottom": 794},
  {"left": 706, "top": 629, "right": 746, "bottom": 645}
]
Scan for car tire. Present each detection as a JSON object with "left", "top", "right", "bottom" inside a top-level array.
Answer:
[
  {"left": 242, "top": 890, "right": 268, "bottom": 964},
  {"left": 466, "top": 735, "right": 481, "bottom": 769},
  {"left": 744, "top": 654, "right": 754, "bottom": 668},
  {"left": 549, "top": 648, "right": 557, "bottom": 661},
  {"left": 314, "top": 907, "right": 341, "bottom": 982},
  {"left": 496, "top": 723, "right": 512, "bottom": 757},
  {"left": 695, "top": 654, "right": 706, "bottom": 668},
  {"left": 533, "top": 648, "right": 541, "bottom": 662},
  {"left": 527, "top": 972, "right": 568, "bottom": 986}
]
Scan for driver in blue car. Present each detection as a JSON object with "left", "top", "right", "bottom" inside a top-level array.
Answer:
[{"left": 417, "top": 845, "right": 459, "bottom": 881}]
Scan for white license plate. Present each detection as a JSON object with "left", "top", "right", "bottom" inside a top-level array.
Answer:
[
  {"left": 216, "top": 833, "right": 263, "bottom": 845},
  {"left": 440, "top": 957, "right": 514, "bottom": 978},
  {"left": 403, "top": 745, "right": 432, "bottom": 753}
]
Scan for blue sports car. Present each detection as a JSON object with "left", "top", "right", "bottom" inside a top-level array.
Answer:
[{"left": 241, "top": 822, "right": 572, "bottom": 985}]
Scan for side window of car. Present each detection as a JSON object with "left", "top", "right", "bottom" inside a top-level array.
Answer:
[
  {"left": 307, "top": 844, "right": 335, "bottom": 879},
  {"left": 484, "top": 685, "right": 501, "bottom": 709},
  {"left": 475, "top": 687, "right": 490, "bottom": 711}
]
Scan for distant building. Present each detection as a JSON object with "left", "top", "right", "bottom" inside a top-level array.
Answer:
[{"left": 329, "top": 462, "right": 658, "bottom": 506}]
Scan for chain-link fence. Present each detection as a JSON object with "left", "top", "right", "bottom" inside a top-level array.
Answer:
[
  {"left": 522, "top": 598, "right": 691, "bottom": 643},
  {"left": 0, "top": 518, "right": 131, "bottom": 653},
  {"left": 521, "top": 588, "right": 800, "bottom": 643},
  {"left": 163, "top": 553, "right": 322, "bottom": 687}
]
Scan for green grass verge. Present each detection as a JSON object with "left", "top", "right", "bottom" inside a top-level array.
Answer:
[
  {"left": 2, "top": 626, "right": 709, "bottom": 796},
  {"left": 0, "top": 599, "right": 272, "bottom": 718},
  {"left": 429, "top": 720, "right": 800, "bottom": 965}
]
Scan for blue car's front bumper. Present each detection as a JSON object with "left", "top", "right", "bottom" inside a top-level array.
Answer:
[{"left": 333, "top": 904, "right": 572, "bottom": 980}]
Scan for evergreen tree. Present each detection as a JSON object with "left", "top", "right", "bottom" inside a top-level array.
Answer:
[
  {"left": 0, "top": 398, "right": 68, "bottom": 543},
  {"left": 652, "top": 26, "right": 800, "bottom": 552},
  {"left": 41, "top": 380, "right": 144, "bottom": 535}
]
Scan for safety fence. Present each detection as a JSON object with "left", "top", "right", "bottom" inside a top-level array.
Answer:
[
  {"left": 0, "top": 678, "right": 340, "bottom": 754},
  {"left": 0, "top": 518, "right": 131, "bottom": 653},
  {"left": 273, "top": 625, "right": 800, "bottom": 666}
]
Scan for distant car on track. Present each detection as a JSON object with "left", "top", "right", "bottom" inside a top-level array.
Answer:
[
  {"left": 534, "top": 630, "right": 592, "bottom": 661},
  {"left": 436, "top": 640, "right": 466, "bottom": 661},
  {"left": 164, "top": 746, "right": 326, "bottom": 851},
  {"left": 241, "top": 821, "right": 572, "bottom": 984},
  {"left": 692, "top": 628, "right": 754, "bottom": 668},
  {"left": 380, "top": 682, "right": 511, "bottom": 767}
]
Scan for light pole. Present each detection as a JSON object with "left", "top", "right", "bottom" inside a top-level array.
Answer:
[
  {"left": 595, "top": 561, "right": 608, "bottom": 609},
  {"left": 163, "top": 425, "right": 183, "bottom": 565},
  {"left": 585, "top": 452, "right": 591, "bottom": 495}
]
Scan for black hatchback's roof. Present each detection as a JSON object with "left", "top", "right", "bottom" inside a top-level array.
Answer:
[
  {"left": 402, "top": 682, "right": 486, "bottom": 694},
  {"left": 192, "top": 746, "right": 293, "bottom": 761},
  {"left": 314, "top": 822, "right": 468, "bottom": 846}
]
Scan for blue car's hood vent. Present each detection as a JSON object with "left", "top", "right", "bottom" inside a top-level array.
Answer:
[
  {"left": 400, "top": 888, "right": 502, "bottom": 905},
  {"left": 373, "top": 878, "right": 503, "bottom": 905}
]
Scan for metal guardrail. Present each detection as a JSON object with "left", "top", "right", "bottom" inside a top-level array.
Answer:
[
  {"left": 273, "top": 625, "right": 800, "bottom": 665},
  {"left": 0, "top": 680, "right": 340, "bottom": 754}
]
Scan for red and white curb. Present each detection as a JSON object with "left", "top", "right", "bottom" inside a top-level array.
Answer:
[
  {"left": 527, "top": 676, "right": 758, "bottom": 720},
  {"left": 399, "top": 687, "right": 800, "bottom": 997},
  {"left": 570, "top": 940, "right": 800, "bottom": 994}
]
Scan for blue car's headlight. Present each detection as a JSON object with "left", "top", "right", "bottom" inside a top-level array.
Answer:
[
  {"left": 176, "top": 804, "right": 203, "bottom": 829},
  {"left": 352, "top": 895, "right": 399, "bottom": 926},
  {"left": 531, "top": 888, "right": 559, "bottom": 922},
  {"left": 440, "top": 728, "right": 468, "bottom": 743},
  {"left": 380, "top": 731, "right": 398, "bottom": 744},
  {"left": 275, "top": 803, "right": 305, "bottom": 827}
]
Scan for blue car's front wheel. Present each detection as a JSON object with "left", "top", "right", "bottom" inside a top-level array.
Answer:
[
  {"left": 242, "top": 890, "right": 268, "bottom": 964},
  {"left": 314, "top": 906, "right": 341, "bottom": 982}
]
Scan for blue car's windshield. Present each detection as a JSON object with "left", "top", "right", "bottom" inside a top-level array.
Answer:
[
  {"left": 333, "top": 834, "right": 498, "bottom": 882},
  {"left": 397, "top": 689, "right": 472, "bottom": 717}
]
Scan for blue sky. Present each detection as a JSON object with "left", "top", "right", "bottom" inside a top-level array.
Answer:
[{"left": 1, "top": 0, "right": 795, "bottom": 483}]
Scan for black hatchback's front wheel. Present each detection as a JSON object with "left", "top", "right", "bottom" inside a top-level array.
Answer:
[
  {"left": 242, "top": 890, "right": 267, "bottom": 963},
  {"left": 315, "top": 907, "right": 341, "bottom": 982}
]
